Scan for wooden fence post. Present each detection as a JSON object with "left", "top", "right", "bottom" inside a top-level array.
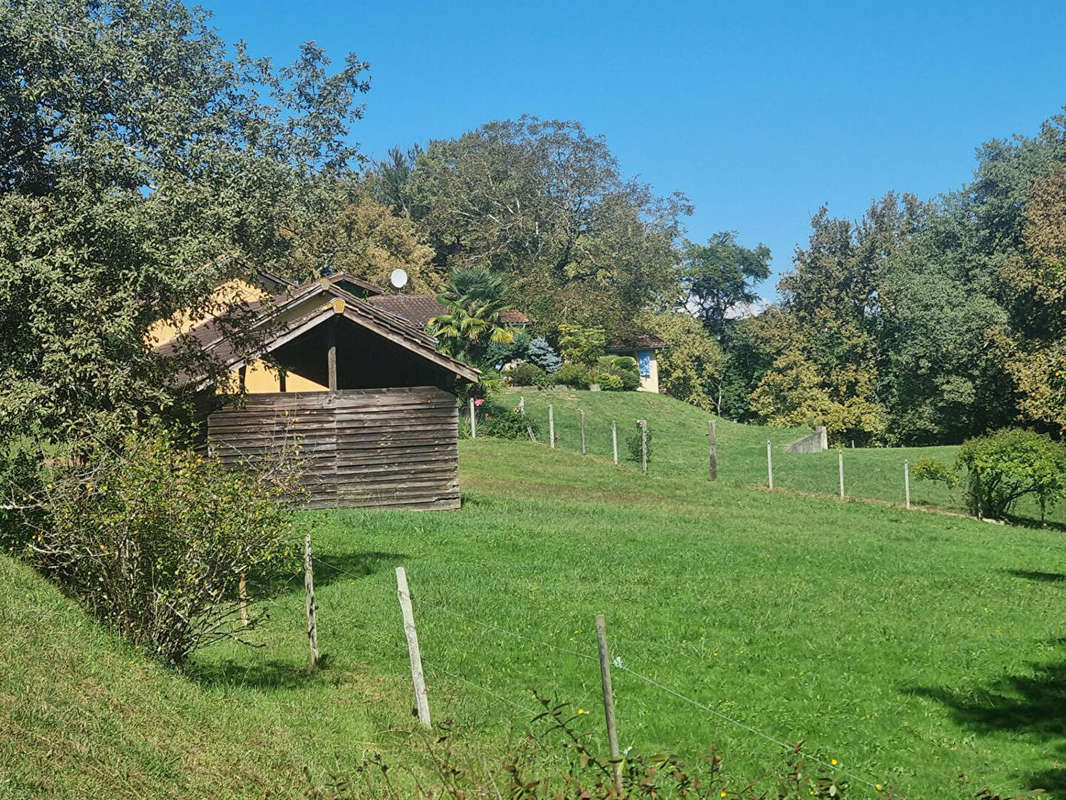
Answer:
[
  {"left": 838, "top": 447, "right": 845, "bottom": 499},
  {"left": 468, "top": 396, "right": 476, "bottom": 439},
  {"left": 519, "top": 395, "right": 525, "bottom": 413},
  {"left": 595, "top": 614, "right": 624, "bottom": 795},
  {"left": 580, "top": 410, "right": 587, "bottom": 455},
  {"left": 239, "top": 572, "right": 249, "bottom": 628},
  {"left": 639, "top": 419, "right": 648, "bottom": 475},
  {"left": 612, "top": 421, "right": 618, "bottom": 465},
  {"left": 904, "top": 459, "right": 911, "bottom": 510},
  {"left": 395, "top": 567, "right": 431, "bottom": 728},
  {"left": 708, "top": 419, "right": 718, "bottom": 482},
  {"left": 548, "top": 405, "right": 555, "bottom": 449},
  {"left": 766, "top": 440, "right": 773, "bottom": 490},
  {"left": 304, "top": 532, "right": 319, "bottom": 670}
]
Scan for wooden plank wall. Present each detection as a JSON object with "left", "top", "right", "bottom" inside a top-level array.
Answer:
[{"left": 207, "top": 386, "right": 460, "bottom": 511}]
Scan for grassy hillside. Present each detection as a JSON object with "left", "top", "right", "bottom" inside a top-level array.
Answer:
[
  {"left": 0, "top": 548, "right": 454, "bottom": 799},
  {"left": 498, "top": 388, "right": 1060, "bottom": 524},
  {"left": 4, "top": 390, "right": 1066, "bottom": 798}
]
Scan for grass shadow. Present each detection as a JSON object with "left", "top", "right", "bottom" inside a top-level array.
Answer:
[
  {"left": 186, "top": 657, "right": 317, "bottom": 690},
  {"left": 1000, "top": 510, "right": 1066, "bottom": 533},
  {"left": 306, "top": 550, "right": 407, "bottom": 590},
  {"left": 1005, "top": 569, "right": 1066, "bottom": 584},
  {"left": 254, "top": 550, "right": 407, "bottom": 596},
  {"left": 908, "top": 652, "right": 1066, "bottom": 795}
]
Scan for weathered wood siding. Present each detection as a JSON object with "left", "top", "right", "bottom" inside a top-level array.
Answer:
[{"left": 207, "top": 386, "right": 460, "bottom": 511}]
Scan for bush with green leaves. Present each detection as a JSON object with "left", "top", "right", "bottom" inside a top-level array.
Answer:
[
  {"left": 596, "top": 355, "right": 640, "bottom": 391},
  {"left": 956, "top": 429, "right": 1066, "bottom": 520},
  {"left": 558, "top": 323, "right": 607, "bottom": 368},
  {"left": 527, "top": 336, "right": 562, "bottom": 373},
  {"left": 553, "top": 363, "right": 593, "bottom": 389},
  {"left": 11, "top": 430, "right": 305, "bottom": 665},
  {"left": 627, "top": 424, "right": 653, "bottom": 466},
  {"left": 479, "top": 404, "right": 540, "bottom": 440},
  {"left": 597, "top": 372, "right": 624, "bottom": 391},
  {"left": 912, "top": 457, "right": 958, "bottom": 488},
  {"left": 505, "top": 362, "right": 549, "bottom": 387},
  {"left": 484, "top": 330, "right": 531, "bottom": 370}
]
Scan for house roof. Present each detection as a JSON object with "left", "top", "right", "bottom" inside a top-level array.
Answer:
[
  {"left": 606, "top": 334, "right": 667, "bottom": 352},
  {"left": 367, "top": 294, "right": 529, "bottom": 329},
  {"left": 154, "top": 276, "right": 479, "bottom": 387}
]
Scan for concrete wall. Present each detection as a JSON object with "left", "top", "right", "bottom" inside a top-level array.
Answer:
[{"left": 787, "top": 425, "right": 828, "bottom": 453}]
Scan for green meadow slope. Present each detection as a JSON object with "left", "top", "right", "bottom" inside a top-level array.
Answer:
[
  {"left": 499, "top": 387, "right": 1061, "bottom": 524},
  {"left": 3, "top": 390, "right": 1066, "bottom": 798}
]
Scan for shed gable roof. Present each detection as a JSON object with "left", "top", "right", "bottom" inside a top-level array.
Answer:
[{"left": 154, "top": 277, "right": 479, "bottom": 388}]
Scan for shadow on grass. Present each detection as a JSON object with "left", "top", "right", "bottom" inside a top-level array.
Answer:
[
  {"left": 1004, "top": 515, "right": 1066, "bottom": 533},
  {"left": 1005, "top": 569, "right": 1066, "bottom": 583},
  {"left": 186, "top": 656, "right": 321, "bottom": 690},
  {"left": 908, "top": 652, "right": 1066, "bottom": 795},
  {"left": 308, "top": 550, "right": 407, "bottom": 589},
  {"left": 254, "top": 550, "right": 407, "bottom": 596}
]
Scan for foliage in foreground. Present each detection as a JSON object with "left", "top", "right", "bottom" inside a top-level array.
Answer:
[
  {"left": 478, "top": 403, "right": 541, "bottom": 440},
  {"left": 305, "top": 694, "right": 1018, "bottom": 799},
  {"left": 7, "top": 431, "right": 304, "bottom": 665},
  {"left": 306, "top": 695, "right": 858, "bottom": 799}
]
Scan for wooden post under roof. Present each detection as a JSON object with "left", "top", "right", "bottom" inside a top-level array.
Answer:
[{"left": 327, "top": 320, "right": 337, "bottom": 392}]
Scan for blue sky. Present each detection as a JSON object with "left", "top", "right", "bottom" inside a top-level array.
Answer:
[{"left": 206, "top": 0, "right": 1066, "bottom": 300}]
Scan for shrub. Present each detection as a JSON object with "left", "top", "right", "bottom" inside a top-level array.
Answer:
[
  {"left": 597, "top": 372, "right": 624, "bottom": 391},
  {"left": 505, "top": 362, "right": 548, "bottom": 387},
  {"left": 12, "top": 430, "right": 304, "bottom": 665},
  {"left": 912, "top": 458, "right": 958, "bottom": 488},
  {"left": 479, "top": 404, "right": 540, "bottom": 440},
  {"left": 627, "top": 423, "right": 652, "bottom": 466},
  {"left": 553, "top": 363, "right": 593, "bottom": 389},
  {"left": 484, "top": 330, "right": 531, "bottom": 370},
  {"left": 527, "top": 336, "right": 562, "bottom": 374},
  {"left": 956, "top": 428, "right": 1066, "bottom": 520},
  {"left": 597, "top": 355, "right": 640, "bottom": 391},
  {"left": 558, "top": 323, "right": 607, "bottom": 368}
]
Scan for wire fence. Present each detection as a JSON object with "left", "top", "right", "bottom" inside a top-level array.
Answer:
[
  {"left": 307, "top": 553, "right": 902, "bottom": 798},
  {"left": 472, "top": 398, "right": 971, "bottom": 520}
]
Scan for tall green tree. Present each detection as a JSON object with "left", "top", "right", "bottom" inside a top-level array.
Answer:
[
  {"left": 683, "top": 232, "right": 771, "bottom": 341},
  {"left": 396, "top": 116, "right": 691, "bottom": 340},
  {"left": 0, "top": 0, "right": 369, "bottom": 443},
  {"left": 638, "top": 312, "right": 724, "bottom": 412}
]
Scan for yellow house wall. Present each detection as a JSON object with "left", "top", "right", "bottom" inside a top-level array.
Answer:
[
  {"left": 147, "top": 279, "right": 268, "bottom": 347},
  {"left": 244, "top": 360, "right": 327, "bottom": 393}
]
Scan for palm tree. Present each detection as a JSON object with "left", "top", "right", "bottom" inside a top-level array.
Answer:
[{"left": 428, "top": 271, "right": 515, "bottom": 363}]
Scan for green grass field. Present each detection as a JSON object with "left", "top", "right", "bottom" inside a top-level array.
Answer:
[
  {"left": 498, "top": 388, "right": 1063, "bottom": 525},
  {"left": 3, "top": 390, "right": 1066, "bottom": 798}
]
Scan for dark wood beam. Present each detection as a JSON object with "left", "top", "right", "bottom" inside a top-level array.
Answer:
[{"left": 327, "top": 321, "right": 337, "bottom": 392}]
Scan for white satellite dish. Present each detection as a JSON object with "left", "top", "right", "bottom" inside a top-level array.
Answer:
[{"left": 389, "top": 268, "right": 409, "bottom": 290}]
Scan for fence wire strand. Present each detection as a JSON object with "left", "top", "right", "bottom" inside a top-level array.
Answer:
[{"left": 305, "top": 553, "right": 899, "bottom": 797}]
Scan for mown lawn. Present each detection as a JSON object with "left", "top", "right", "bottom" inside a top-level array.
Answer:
[{"left": 4, "top": 393, "right": 1066, "bottom": 798}]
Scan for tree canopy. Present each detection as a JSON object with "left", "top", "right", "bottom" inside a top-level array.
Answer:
[
  {"left": 0, "top": 0, "right": 369, "bottom": 443},
  {"left": 377, "top": 116, "right": 692, "bottom": 341}
]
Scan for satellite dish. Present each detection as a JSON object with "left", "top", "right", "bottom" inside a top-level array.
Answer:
[{"left": 389, "top": 268, "right": 409, "bottom": 290}]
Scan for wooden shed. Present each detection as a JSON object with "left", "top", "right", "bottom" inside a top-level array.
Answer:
[{"left": 154, "top": 274, "right": 479, "bottom": 510}]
